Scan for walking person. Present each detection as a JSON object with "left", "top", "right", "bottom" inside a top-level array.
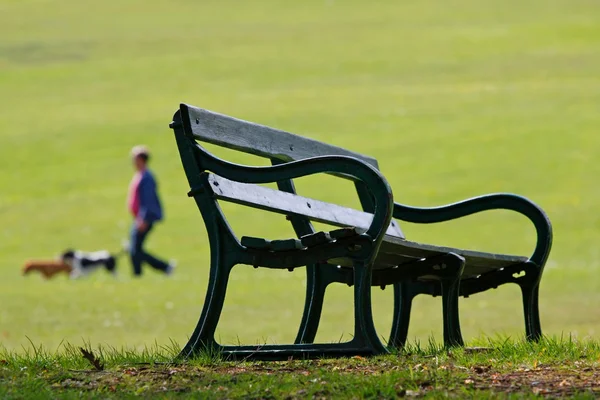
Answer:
[{"left": 127, "top": 145, "right": 175, "bottom": 276}]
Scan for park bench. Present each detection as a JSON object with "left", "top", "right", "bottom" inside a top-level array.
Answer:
[{"left": 169, "top": 103, "right": 553, "bottom": 360}]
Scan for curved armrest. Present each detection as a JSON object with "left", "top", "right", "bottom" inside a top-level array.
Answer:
[
  {"left": 393, "top": 194, "right": 553, "bottom": 268},
  {"left": 193, "top": 143, "right": 394, "bottom": 247}
]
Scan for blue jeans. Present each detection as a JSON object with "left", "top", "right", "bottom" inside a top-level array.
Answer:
[{"left": 129, "top": 222, "right": 169, "bottom": 276}]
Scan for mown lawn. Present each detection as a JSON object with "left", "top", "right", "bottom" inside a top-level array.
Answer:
[
  {"left": 1, "top": 0, "right": 599, "bottom": 367},
  {"left": 2, "top": 339, "right": 600, "bottom": 398}
]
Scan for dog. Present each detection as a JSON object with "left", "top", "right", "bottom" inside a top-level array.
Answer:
[
  {"left": 60, "top": 249, "right": 120, "bottom": 279},
  {"left": 22, "top": 260, "right": 72, "bottom": 279},
  {"left": 23, "top": 247, "right": 126, "bottom": 279}
]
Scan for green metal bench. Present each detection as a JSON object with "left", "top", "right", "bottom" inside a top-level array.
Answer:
[{"left": 169, "top": 103, "right": 553, "bottom": 360}]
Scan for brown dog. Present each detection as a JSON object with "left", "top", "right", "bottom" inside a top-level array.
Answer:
[{"left": 22, "top": 260, "right": 72, "bottom": 279}]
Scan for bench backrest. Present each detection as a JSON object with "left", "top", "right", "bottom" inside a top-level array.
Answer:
[
  {"left": 181, "top": 105, "right": 380, "bottom": 168},
  {"left": 177, "top": 103, "right": 404, "bottom": 238}
]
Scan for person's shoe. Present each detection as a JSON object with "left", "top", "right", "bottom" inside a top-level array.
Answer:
[{"left": 166, "top": 260, "right": 177, "bottom": 276}]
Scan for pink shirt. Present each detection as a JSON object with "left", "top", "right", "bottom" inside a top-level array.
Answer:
[{"left": 127, "top": 172, "right": 142, "bottom": 218}]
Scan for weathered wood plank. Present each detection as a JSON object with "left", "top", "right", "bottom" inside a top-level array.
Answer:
[
  {"left": 241, "top": 237, "right": 270, "bottom": 250},
  {"left": 271, "top": 238, "right": 304, "bottom": 251},
  {"left": 181, "top": 104, "right": 379, "bottom": 168},
  {"left": 379, "top": 235, "right": 528, "bottom": 270},
  {"left": 330, "top": 248, "right": 521, "bottom": 276},
  {"left": 300, "top": 231, "right": 332, "bottom": 248},
  {"left": 208, "top": 174, "right": 402, "bottom": 237},
  {"left": 329, "top": 227, "right": 366, "bottom": 239}
]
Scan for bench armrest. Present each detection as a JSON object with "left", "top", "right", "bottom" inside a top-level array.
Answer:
[
  {"left": 192, "top": 142, "right": 394, "bottom": 248},
  {"left": 393, "top": 194, "right": 553, "bottom": 268}
]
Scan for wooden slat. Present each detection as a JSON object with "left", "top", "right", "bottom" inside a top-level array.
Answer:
[
  {"left": 329, "top": 227, "right": 365, "bottom": 239},
  {"left": 379, "top": 235, "right": 528, "bottom": 271},
  {"left": 374, "top": 252, "right": 501, "bottom": 276},
  {"left": 328, "top": 236, "right": 527, "bottom": 274},
  {"left": 374, "top": 251, "right": 507, "bottom": 272},
  {"left": 208, "top": 174, "right": 402, "bottom": 237},
  {"left": 300, "top": 231, "right": 332, "bottom": 248},
  {"left": 182, "top": 104, "right": 379, "bottom": 168},
  {"left": 241, "top": 237, "right": 270, "bottom": 250},
  {"left": 330, "top": 254, "right": 509, "bottom": 276},
  {"left": 271, "top": 238, "right": 304, "bottom": 251}
]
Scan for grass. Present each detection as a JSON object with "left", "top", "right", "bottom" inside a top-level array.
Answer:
[
  {"left": 1, "top": 0, "right": 600, "bottom": 396},
  {"left": 2, "top": 338, "right": 600, "bottom": 398}
]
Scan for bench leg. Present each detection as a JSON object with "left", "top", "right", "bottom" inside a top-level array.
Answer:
[
  {"left": 351, "top": 263, "right": 388, "bottom": 354},
  {"left": 178, "top": 214, "right": 237, "bottom": 359},
  {"left": 389, "top": 282, "right": 416, "bottom": 348},
  {"left": 440, "top": 253, "right": 465, "bottom": 347},
  {"left": 211, "top": 263, "right": 387, "bottom": 360},
  {"left": 294, "top": 264, "right": 330, "bottom": 344},
  {"left": 179, "top": 259, "right": 232, "bottom": 359},
  {"left": 520, "top": 280, "right": 542, "bottom": 341}
]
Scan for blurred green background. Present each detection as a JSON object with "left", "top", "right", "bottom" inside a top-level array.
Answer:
[{"left": 1, "top": 0, "right": 599, "bottom": 351}]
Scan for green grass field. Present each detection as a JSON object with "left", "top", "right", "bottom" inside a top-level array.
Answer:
[
  {"left": 3, "top": 339, "right": 600, "bottom": 398},
  {"left": 1, "top": 0, "right": 600, "bottom": 359}
]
